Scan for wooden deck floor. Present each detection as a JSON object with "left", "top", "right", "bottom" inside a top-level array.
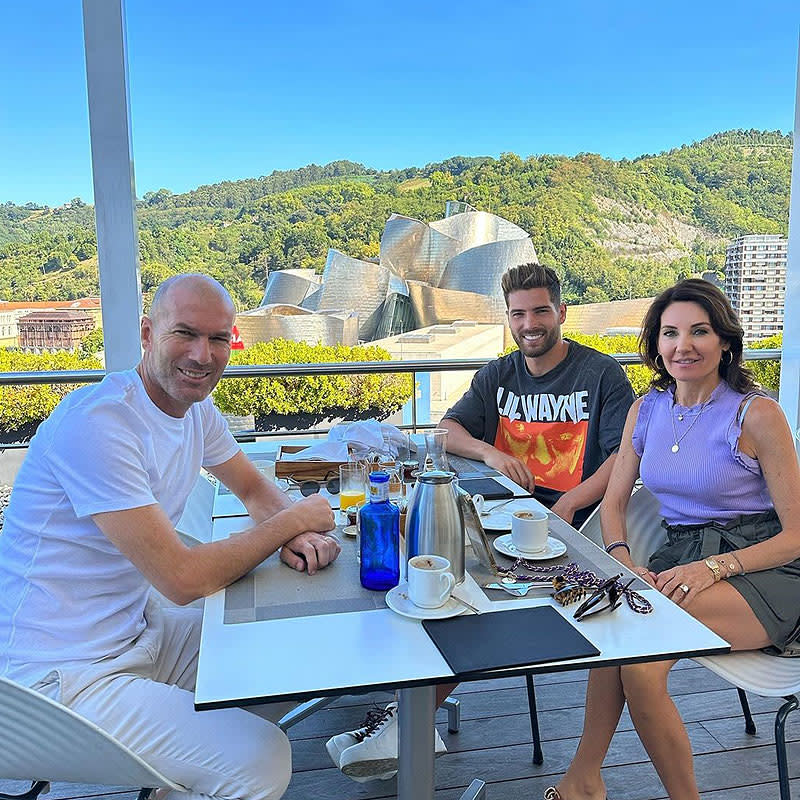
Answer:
[{"left": 2, "top": 660, "right": 797, "bottom": 800}]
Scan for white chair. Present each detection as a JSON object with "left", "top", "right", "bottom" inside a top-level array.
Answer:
[
  {"left": 175, "top": 474, "right": 215, "bottom": 547},
  {"left": 696, "top": 650, "right": 800, "bottom": 799},
  {"left": 0, "top": 675, "right": 180, "bottom": 800},
  {"left": 578, "top": 482, "right": 665, "bottom": 564},
  {"left": 583, "top": 486, "right": 800, "bottom": 800}
]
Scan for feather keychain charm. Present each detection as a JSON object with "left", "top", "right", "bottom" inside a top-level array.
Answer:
[{"left": 552, "top": 583, "right": 589, "bottom": 606}]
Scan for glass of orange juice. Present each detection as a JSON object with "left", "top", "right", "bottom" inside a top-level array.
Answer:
[{"left": 339, "top": 462, "right": 367, "bottom": 513}]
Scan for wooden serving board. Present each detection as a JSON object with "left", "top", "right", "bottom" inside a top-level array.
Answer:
[{"left": 275, "top": 445, "right": 347, "bottom": 481}]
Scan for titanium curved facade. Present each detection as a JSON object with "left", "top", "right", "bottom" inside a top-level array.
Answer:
[
  {"left": 430, "top": 211, "right": 530, "bottom": 253},
  {"left": 313, "top": 250, "right": 391, "bottom": 340},
  {"left": 380, "top": 215, "right": 462, "bottom": 285},
  {"left": 406, "top": 282, "right": 501, "bottom": 328},
  {"left": 439, "top": 237, "right": 539, "bottom": 315},
  {"left": 244, "top": 203, "right": 539, "bottom": 346},
  {"left": 260, "top": 269, "right": 321, "bottom": 307},
  {"left": 236, "top": 306, "right": 358, "bottom": 347}
]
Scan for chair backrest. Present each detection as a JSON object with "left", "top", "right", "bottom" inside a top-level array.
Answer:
[
  {"left": 0, "top": 675, "right": 179, "bottom": 789},
  {"left": 696, "top": 650, "right": 800, "bottom": 697},
  {"left": 176, "top": 473, "right": 215, "bottom": 546},
  {"left": 580, "top": 484, "right": 666, "bottom": 565}
]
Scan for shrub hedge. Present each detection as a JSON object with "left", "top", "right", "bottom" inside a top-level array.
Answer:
[
  {"left": 212, "top": 339, "right": 413, "bottom": 424},
  {"left": 0, "top": 350, "right": 102, "bottom": 437},
  {"left": 0, "top": 331, "right": 784, "bottom": 438}
]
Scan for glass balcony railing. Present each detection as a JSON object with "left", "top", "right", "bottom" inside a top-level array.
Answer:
[{"left": 0, "top": 349, "right": 784, "bottom": 450}]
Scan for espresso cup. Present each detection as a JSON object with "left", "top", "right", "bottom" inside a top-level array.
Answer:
[
  {"left": 407, "top": 555, "right": 455, "bottom": 609},
  {"left": 511, "top": 509, "right": 549, "bottom": 554}
]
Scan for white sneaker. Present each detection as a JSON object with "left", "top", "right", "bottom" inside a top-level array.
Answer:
[
  {"left": 325, "top": 703, "right": 398, "bottom": 782},
  {"left": 335, "top": 701, "right": 446, "bottom": 782}
]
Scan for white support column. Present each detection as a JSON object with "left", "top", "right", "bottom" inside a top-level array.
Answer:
[
  {"left": 779, "top": 40, "right": 800, "bottom": 451},
  {"left": 82, "top": 0, "right": 142, "bottom": 371}
]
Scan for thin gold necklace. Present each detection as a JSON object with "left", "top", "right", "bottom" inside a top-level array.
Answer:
[{"left": 669, "top": 393, "right": 712, "bottom": 454}]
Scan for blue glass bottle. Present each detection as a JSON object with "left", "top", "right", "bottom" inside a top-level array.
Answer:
[{"left": 359, "top": 470, "right": 400, "bottom": 591}]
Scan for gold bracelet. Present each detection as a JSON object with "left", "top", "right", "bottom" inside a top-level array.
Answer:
[
  {"left": 718, "top": 556, "right": 737, "bottom": 578},
  {"left": 712, "top": 554, "right": 743, "bottom": 578},
  {"left": 704, "top": 557, "right": 722, "bottom": 582},
  {"left": 729, "top": 552, "right": 746, "bottom": 576}
]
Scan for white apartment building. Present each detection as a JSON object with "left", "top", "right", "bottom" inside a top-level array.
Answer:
[{"left": 724, "top": 234, "right": 787, "bottom": 341}]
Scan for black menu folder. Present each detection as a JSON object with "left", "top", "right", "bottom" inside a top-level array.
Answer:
[
  {"left": 456, "top": 477, "right": 514, "bottom": 500},
  {"left": 422, "top": 606, "right": 600, "bottom": 676}
]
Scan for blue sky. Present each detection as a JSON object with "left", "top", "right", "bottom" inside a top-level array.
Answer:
[{"left": 1, "top": 0, "right": 797, "bottom": 207}]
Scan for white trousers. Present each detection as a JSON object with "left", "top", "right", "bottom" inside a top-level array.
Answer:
[{"left": 34, "top": 601, "right": 291, "bottom": 800}]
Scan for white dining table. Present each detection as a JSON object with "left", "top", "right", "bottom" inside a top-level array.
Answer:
[{"left": 194, "top": 482, "right": 729, "bottom": 800}]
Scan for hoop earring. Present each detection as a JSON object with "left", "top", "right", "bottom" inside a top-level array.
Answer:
[
  {"left": 655, "top": 354, "right": 664, "bottom": 369},
  {"left": 722, "top": 350, "right": 733, "bottom": 366}
]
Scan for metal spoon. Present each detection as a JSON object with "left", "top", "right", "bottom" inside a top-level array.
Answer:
[
  {"left": 483, "top": 581, "right": 551, "bottom": 597},
  {"left": 480, "top": 498, "right": 515, "bottom": 516},
  {"left": 450, "top": 594, "right": 481, "bottom": 614}
]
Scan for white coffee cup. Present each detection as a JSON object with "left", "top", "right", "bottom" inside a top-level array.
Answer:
[
  {"left": 471, "top": 494, "right": 485, "bottom": 515},
  {"left": 253, "top": 460, "right": 276, "bottom": 483},
  {"left": 407, "top": 554, "right": 455, "bottom": 609},
  {"left": 511, "top": 509, "right": 549, "bottom": 554}
]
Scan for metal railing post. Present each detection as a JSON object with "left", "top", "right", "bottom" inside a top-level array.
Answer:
[{"left": 411, "top": 369, "right": 418, "bottom": 433}]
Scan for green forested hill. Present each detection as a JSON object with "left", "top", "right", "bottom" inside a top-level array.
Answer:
[{"left": 0, "top": 129, "right": 790, "bottom": 308}]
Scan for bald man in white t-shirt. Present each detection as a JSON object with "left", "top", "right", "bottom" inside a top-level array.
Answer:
[{"left": 0, "top": 274, "right": 339, "bottom": 800}]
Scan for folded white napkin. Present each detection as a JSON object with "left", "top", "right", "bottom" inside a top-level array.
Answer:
[{"left": 281, "top": 420, "right": 407, "bottom": 462}]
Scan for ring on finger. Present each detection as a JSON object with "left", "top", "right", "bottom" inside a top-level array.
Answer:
[{"left": 679, "top": 583, "right": 690, "bottom": 594}]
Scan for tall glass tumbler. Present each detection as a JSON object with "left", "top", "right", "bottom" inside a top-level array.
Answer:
[
  {"left": 339, "top": 462, "right": 367, "bottom": 515},
  {"left": 424, "top": 428, "right": 450, "bottom": 471}
]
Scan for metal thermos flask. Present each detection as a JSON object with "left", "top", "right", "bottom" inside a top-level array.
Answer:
[{"left": 405, "top": 470, "right": 465, "bottom": 583}]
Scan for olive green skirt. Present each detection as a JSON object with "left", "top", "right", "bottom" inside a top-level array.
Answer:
[{"left": 648, "top": 510, "right": 800, "bottom": 655}]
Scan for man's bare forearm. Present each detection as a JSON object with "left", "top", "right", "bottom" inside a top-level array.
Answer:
[
  {"left": 440, "top": 418, "right": 535, "bottom": 492},
  {"left": 439, "top": 418, "right": 494, "bottom": 460},
  {"left": 94, "top": 494, "right": 334, "bottom": 606}
]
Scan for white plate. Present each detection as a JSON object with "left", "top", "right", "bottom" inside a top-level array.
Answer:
[
  {"left": 342, "top": 525, "right": 357, "bottom": 538},
  {"left": 480, "top": 511, "right": 513, "bottom": 531},
  {"left": 385, "top": 583, "right": 466, "bottom": 620},
  {"left": 493, "top": 533, "right": 566, "bottom": 560}
]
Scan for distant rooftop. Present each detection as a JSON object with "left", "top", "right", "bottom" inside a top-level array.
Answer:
[
  {"left": 0, "top": 298, "right": 102, "bottom": 312},
  {"left": 18, "top": 310, "right": 95, "bottom": 322}
]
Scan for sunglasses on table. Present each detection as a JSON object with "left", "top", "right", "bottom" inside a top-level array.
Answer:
[
  {"left": 553, "top": 573, "right": 635, "bottom": 622},
  {"left": 283, "top": 470, "right": 340, "bottom": 497}
]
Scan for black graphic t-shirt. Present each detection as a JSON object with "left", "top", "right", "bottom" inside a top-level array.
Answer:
[{"left": 444, "top": 341, "right": 634, "bottom": 526}]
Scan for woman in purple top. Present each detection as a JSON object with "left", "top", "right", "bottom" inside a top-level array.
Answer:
[{"left": 548, "top": 280, "right": 800, "bottom": 800}]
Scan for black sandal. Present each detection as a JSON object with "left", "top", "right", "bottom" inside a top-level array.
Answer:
[{"left": 543, "top": 789, "right": 609, "bottom": 800}]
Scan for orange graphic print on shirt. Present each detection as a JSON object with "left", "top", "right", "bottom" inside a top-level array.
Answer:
[{"left": 494, "top": 417, "right": 588, "bottom": 492}]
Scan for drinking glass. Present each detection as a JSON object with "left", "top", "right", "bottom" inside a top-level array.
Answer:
[
  {"left": 339, "top": 462, "right": 367, "bottom": 514},
  {"left": 395, "top": 431, "right": 412, "bottom": 463},
  {"left": 379, "top": 460, "right": 403, "bottom": 502},
  {"left": 424, "top": 428, "right": 450, "bottom": 471}
]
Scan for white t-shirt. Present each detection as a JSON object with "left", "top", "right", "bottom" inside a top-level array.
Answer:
[{"left": 0, "top": 369, "right": 239, "bottom": 685}]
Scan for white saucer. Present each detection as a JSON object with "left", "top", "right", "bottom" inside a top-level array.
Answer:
[
  {"left": 493, "top": 533, "right": 566, "bottom": 560},
  {"left": 480, "top": 511, "right": 513, "bottom": 531},
  {"left": 385, "top": 583, "right": 466, "bottom": 620},
  {"left": 342, "top": 524, "right": 357, "bottom": 537}
]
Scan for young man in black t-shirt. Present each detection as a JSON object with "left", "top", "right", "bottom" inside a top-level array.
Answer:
[
  {"left": 325, "top": 264, "right": 634, "bottom": 783},
  {"left": 441, "top": 262, "right": 634, "bottom": 527}
]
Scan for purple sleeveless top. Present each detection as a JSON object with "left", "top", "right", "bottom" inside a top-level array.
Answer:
[{"left": 633, "top": 381, "right": 773, "bottom": 526}]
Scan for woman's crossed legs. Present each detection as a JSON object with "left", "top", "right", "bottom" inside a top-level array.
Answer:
[{"left": 554, "top": 580, "right": 770, "bottom": 800}]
